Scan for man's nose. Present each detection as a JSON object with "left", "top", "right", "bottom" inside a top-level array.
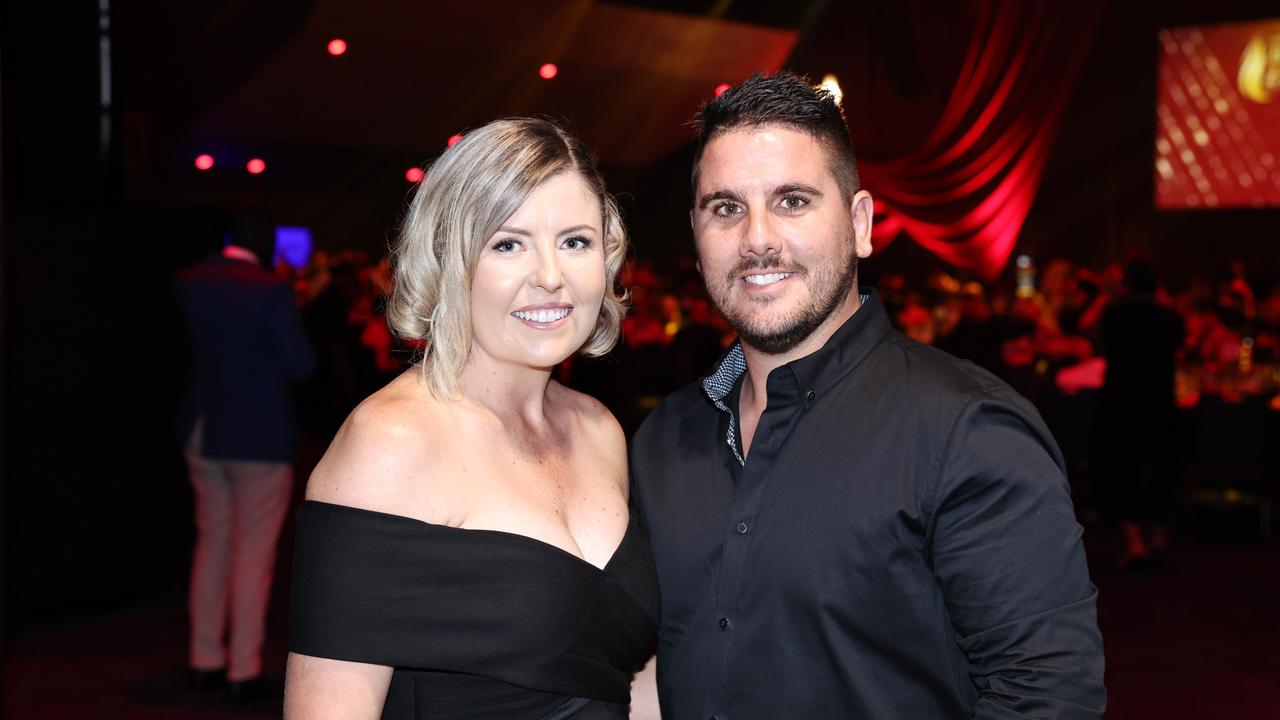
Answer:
[{"left": 740, "top": 208, "right": 780, "bottom": 258}]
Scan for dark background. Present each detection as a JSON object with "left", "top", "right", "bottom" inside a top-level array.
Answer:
[{"left": 3, "top": 0, "right": 1279, "bottom": 629}]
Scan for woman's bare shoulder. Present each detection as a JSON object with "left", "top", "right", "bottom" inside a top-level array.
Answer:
[
  {"left": 305, "top": 373, "right": 445, "bottom": 515},
  {"left": 554, "top": 383, "right": 624, "bottom": 441},
  {"left": 551, "top": 383, "right": 627, "bottom": 475}
]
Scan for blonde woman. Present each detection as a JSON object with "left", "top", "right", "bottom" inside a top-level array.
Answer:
[{"left": 284, "top": 118, "right": 657, "bottom": 719}]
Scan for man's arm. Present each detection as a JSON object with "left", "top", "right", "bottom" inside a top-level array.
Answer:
[
  {"left": 927, "top": 387, "right": 1106, "bottom": 719},
  {"left": 268, "top": 282, "right": 317, "bottom": 380}
]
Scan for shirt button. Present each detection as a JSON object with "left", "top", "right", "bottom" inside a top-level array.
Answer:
[
  {"left": 806, "top": 389, "right": 816, "bottom": 401},
  {"left": 718, "top": 617, "right": 729, "bottom": 630},
  {"left": 735, "top": 522, "right": 749, "bottom": 534}
]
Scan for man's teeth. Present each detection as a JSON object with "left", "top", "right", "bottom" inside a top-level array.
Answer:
[
  {"left": 744, "top": 273, "right": 792, "bottom": 286},
  {"left": 513, "top": 308, "right": 571, "bottom": 323}
]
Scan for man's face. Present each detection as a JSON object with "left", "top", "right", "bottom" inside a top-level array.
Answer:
[{"left": 691, "top": 125, "right": 873, "bottom": 355}]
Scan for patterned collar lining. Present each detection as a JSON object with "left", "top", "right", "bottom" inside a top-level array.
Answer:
[
  {"left": 701, "top": 343, "right": 748, "bottom": 466},
  {"left": 701, "top": 293, "right": 870, "bottom": 467}
]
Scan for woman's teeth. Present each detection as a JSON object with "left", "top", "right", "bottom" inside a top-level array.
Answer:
[{"left": 513, "top": 308, "right": 571, "bottom": 322}]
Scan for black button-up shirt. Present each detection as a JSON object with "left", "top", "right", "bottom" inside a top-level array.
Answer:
[{"left": 630, "top": 290, "right": 1105, "bottom": 719}]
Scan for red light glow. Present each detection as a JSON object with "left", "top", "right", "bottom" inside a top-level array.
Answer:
[
  {"left": 194, "top": 154, "right": 215, "bottom": 171},
  {"left": 327, "top": 38, "right": 347, "bottom": 56},
  {"left": 246, "top": 158, "right": 266, "bottom": 175},
  {"left": 715, "top": 83, "right": 731, "bottom": 97},
  {"left": 447, "top": 133, "right": 463, "bottom": 148},
  {"left": 539, "top": 63, "right": 558, "bottom": 79},
  {"left": 405, "top": 167, "right": 424, "bottom": 183}
]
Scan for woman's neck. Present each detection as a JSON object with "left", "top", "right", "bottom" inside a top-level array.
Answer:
[{"left": 456, "top": 347, "right": 557, "bottom": 430}]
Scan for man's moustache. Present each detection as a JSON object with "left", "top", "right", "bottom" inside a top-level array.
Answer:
[{"left": 727, "top": 257, "right": 805, "bottom": 281}]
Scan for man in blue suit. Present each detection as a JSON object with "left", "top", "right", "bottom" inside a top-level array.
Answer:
[{"left": 176, "top": 214, "right": 315, "bottom": 701}]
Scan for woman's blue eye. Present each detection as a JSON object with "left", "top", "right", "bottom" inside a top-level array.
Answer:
[
  {"left": 494, "top": 239, "right": 520, "bottom": 252},
  {"left": 563, "top": 235, "right": 592, "bottom": 250}
]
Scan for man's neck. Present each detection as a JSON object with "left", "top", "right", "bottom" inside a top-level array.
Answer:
[
  {"left": 739, "top": 285, "right": 863, "bottom": 413},
  {"left": 736, "top": 285, "right": 863, "bottom": 458},
  {"left": 222, "top": 245, "right": 260, "bottom": 264}
]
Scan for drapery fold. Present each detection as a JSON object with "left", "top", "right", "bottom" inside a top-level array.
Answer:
[{"left": 862, "top": 1, "right": 1103, "bottom": 279}]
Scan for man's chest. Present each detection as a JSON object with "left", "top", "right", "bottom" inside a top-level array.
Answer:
[{"left": 638, "top": 400, "right": 943, "bottom": 624}]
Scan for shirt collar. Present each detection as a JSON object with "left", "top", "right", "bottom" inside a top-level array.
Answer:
[{"left": 701, "top": 289, "right": 891, "bottom": 464}]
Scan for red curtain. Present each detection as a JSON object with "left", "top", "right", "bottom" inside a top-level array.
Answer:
[{"left": 860, "top": 1, "right": 1103, "bottom": 280}]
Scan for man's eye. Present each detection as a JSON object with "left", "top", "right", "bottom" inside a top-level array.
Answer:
[
  {"left": 562, "top": 235, "right": 592, "bottom": 250},
  {"left": 713, "top": 202, "right": 743, "bottom": 217},
  {"left": 779, "top": 195, "right": 809, "bottom": 211},
  {"left": 493, "top": 239, "right": 521, "bottom": 252}
]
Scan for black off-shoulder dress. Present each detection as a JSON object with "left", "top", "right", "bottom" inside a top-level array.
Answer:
[{"left": 289, "top": 500, "right": 659, "bottom": 720}]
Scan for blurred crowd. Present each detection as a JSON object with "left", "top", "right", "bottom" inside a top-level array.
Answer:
[
  {"left": 276, "top": 248, "right": 1280, "bottom": 439},
  {"left": 877, "top": 257, "right": 1280, "bottom": 410}
]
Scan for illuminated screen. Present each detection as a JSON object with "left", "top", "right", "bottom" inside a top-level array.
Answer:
[
  {"left": 1156, "top": 19, "right": 1280, "bottom": 209},
  {"left": 274, "top": 226, "right": 312, "bottom": 268}
]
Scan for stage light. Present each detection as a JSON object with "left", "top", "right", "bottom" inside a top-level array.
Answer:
[
  {"left": 819, "top": 74, "right": 843, "bottom": 104},
  {"left": 246, "top": 158, "right": 266, "bottom": 175},
  {"left": 447, "top": 133, "right": 463, "bottom": 147},
  {"left": 539, "top": 63, "right": 558, "bottom": 79},
  {"left": 194, "top": 154, "right": 215, "bottom": 171},
  {"left": 405, "top": 167, "right": 424, "bottom": 183},
  {"left": 327, "top": 38, "right": 347, "bottom": 56},
  {"left": 715, "top": 83, "right": 731, "bottom": 97}
]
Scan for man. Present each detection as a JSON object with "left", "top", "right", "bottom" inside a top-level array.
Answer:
[
  {"left": 1099, "top": 257, "right": 1184, "bottom": 570},
  {"left": 630, "top": 73, "right": 1105, "bottom": 718},
  {"left": 177, "top": 214, "right": 316, "bottom": 701}
]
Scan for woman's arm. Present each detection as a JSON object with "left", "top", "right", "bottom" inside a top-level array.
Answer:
[
  {"left": 286, "top": 382, "right": 439, "bottom": 718},
  {"left": 284, "top": 652, "right": 392, "bottom": 720},
  {"left": 629, "top": 655, "right": 661, "bottom": 720}
]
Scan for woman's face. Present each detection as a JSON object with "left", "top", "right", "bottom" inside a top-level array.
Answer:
[{"left": 469, "top": 172, "right": 607, "bottom": 372}]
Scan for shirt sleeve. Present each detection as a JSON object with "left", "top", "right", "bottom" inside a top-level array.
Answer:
[{"left": 926, "top": 386, "right": 1106, "bottom": 719}]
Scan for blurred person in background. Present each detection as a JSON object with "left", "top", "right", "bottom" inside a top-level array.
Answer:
[
  {"left": 1099, "top": 256, "right": 1185, "bottom": 570},
  {"left": 176, "top": 211, "right": 317, "bottom": 702}
]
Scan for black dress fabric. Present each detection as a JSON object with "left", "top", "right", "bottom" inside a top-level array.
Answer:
[{"left": 289, "top": 500, "right": 659, "bottom": 719}]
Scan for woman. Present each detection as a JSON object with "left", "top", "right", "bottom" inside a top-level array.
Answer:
[{"left": 284, "top": 118, "right": 658, "bottom": 719}]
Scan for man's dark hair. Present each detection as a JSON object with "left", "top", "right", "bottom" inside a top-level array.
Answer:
[
  {"left": 228, "top": 210, "right": 277, "bottom": 265},
  {"left": 691, "top": 72, "right": 860, "bottom": 203},
  {"left": 1122, "top": 256, "right": 1159, "bottom": 295}
]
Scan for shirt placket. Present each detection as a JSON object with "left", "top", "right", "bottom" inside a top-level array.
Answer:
[{"left": 704, "top": 370, "right": 807, "bottom": 719}]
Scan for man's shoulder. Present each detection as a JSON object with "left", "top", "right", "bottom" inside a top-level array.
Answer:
[
  {"left": 875, "top": 329, "right": 1010, "bottom": 401},
  {"left": 633, "top": 379, "right": 713, "bottom": 447}
]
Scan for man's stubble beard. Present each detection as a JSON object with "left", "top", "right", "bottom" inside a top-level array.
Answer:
[{"left": 707, "top": 244, "right": 859, "bottom": 356}]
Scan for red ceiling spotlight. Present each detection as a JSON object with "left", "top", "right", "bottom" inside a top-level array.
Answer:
[
  {"left": 246, "top": 158, "right": 267, "bottom": 175},
  {"left": 447, "top": 133, "right": 463, "bottom": 148},
  {"left": 405, "top": 167, "right": 424, "bottom": 183},
  {"left": 715, "top": 83, "right": 731, "bottom": 97},
  {"left": 194, "top": 153, "right": 215, "bottom": 171},
  {"left": 327, "top": 38, "right": 348, "bottom": 56},
  {"left": 539, "top": 63, "right": 558, "bottom": 79}
]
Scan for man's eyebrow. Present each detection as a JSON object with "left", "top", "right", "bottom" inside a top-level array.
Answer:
[
  {"left": 774, "top": 183, "right": 823, "bottom": 197},
  {"left": 697, "top": 189, "right": 745, "bottom": 210}
]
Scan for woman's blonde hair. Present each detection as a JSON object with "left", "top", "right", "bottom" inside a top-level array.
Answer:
[{"left": 388, "top": 118, "right": 629, "bottom": 399}]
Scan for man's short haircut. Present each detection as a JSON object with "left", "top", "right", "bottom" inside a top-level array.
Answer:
[{"left": 691, "top": 72, "right": 860, "bottom": 203}]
